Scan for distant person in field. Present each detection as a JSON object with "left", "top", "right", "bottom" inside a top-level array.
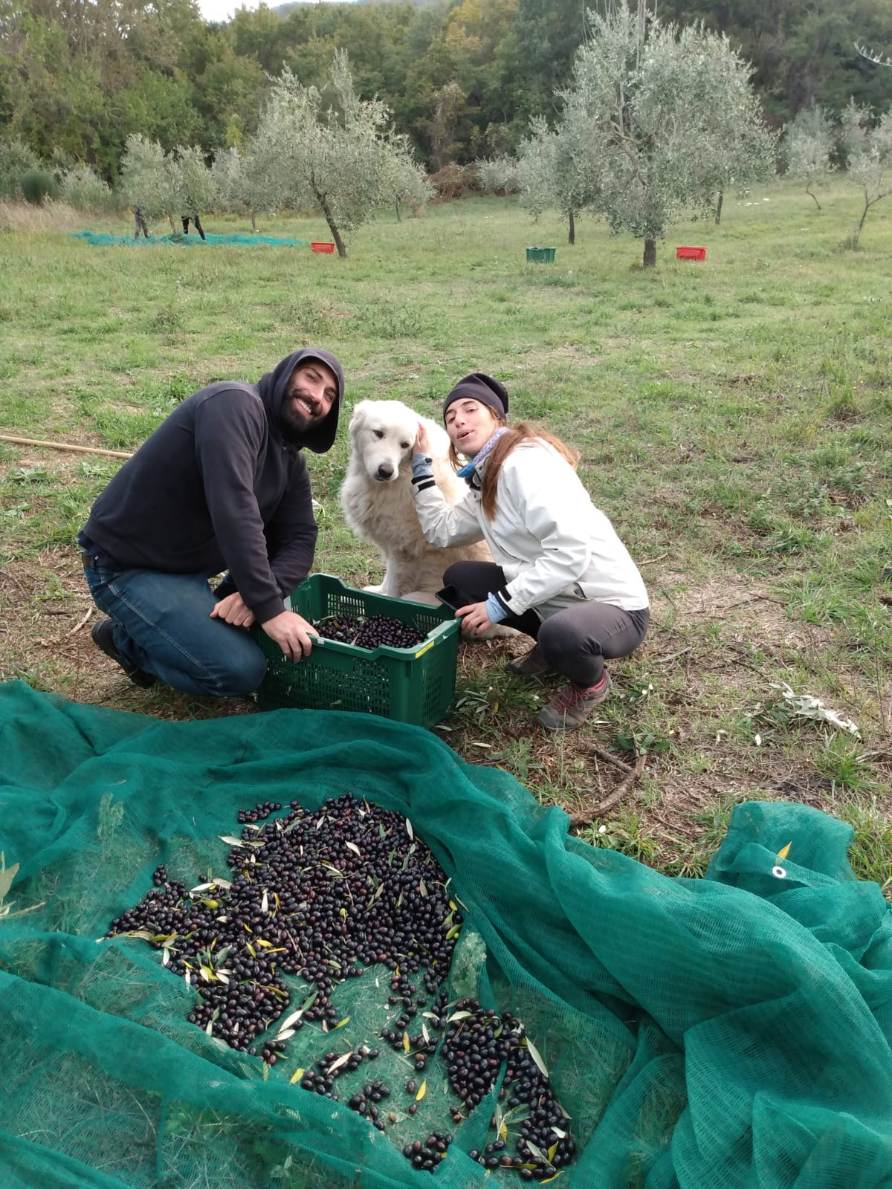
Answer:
[
  {"left": 181, "top": 212, "right": 206, "bottom": 241},
  {"left": 133, "top": 206, "right": 150, "bottom": 238},
  {"left": 411, "top": 373, "right": 649, "bottom": 731},
  {"left": 78, "top": 349, "right": 344, "bottom": 697}
]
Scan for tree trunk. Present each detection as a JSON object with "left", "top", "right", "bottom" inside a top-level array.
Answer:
[
  {"left": 568, "top": 209, "right": 575, "bottom": 244},
  {"left": 805, "top": 184, "right": 821, "bottom": 212},
  {"left": 167, "top": 214, "right": 177, "bottom": 234},
  {"left": 846, "top": 192, "right": 873, "bottom": 249},
  {"left": 317, "top": 191, "right": 347, "bottom": 258},
  {"left": 394, "top": 200, "right": 402, "bottom": 223},
  {"left": 714, "top": 191, "right": 723, "bottom": 224},
  {"left": 854, "top": 194, "right": 871, "bottom": 244},
  {"left": 643, "top": 237, "right": 656, "bottom": 267},
  {"left": 251, "top": 211, "right": 257, "bottom": 232}
]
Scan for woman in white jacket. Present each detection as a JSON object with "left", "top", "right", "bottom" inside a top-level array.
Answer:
[{"left": 411, "top": 372, "right": 649, "bottom": 731}]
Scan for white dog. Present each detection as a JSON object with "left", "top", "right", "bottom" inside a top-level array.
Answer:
[{"left": 340, "top": 399, "right": 507, "bottom": 617}]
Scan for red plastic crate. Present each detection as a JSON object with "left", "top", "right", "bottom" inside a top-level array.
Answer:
[
  {"left": 311, "top": 241, "right": 336, "bottom": 254},
  {"left": 676, "top": 246, "right": 707, "bottom": 261}
]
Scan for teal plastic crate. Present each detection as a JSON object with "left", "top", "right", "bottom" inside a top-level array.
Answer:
[
  {"left": 526, "top": 245, "right": 556, "bottom": 263},
  {"left": 254, "top": 575, "right": 460, "bottom": 727}
]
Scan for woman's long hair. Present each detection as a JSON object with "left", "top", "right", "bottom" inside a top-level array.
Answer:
[{"left": 450, "top": 421, "right": 579, "bottom": 519}]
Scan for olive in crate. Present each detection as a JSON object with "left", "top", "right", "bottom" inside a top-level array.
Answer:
[
  {"left": 353, "top": 616, "right": 425, "bottom": 650},
  {"left": 313, "top": 615, "right": 360, "bottom": 643},
  {"left": 255, "top": 575, "right": 461, "bottom": 726}
]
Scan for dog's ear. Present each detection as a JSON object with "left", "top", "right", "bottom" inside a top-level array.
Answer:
[{"left": 348, "top": 401, "right": 370, "bottom": 436}]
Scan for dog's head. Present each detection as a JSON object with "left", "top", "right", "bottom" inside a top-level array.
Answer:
[{"left": 348, "top": 400, "right": 441, "bottom": 483}]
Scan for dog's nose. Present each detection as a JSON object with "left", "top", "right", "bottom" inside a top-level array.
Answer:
[{"left": 376, "top": 463, "right": 394, "bottom": 480}]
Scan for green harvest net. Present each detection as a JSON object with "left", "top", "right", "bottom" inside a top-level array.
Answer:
[
  {"left": 70, "top": 231, "right": 309, "bottom": 248},
  {"left": 0, "top": 679, "right": 889, "bottom": 1188}
]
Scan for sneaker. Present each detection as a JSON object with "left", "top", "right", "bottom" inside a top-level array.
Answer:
[
  {"left": 506, "top": 644, "right": 550, "bottom": 678},
  {"left": 91, "top": 618, "right": 157, "bottom": 688},
  {"left": 537, "top": 672, "right": 612, "bottom": 731}
]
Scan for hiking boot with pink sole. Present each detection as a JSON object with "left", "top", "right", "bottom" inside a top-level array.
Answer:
[
  {"left": 505, "top": 644, "right": 551, "bottom": 678},
  {"left": 537, "top": 671, "right": 612, "bottom": 731}
]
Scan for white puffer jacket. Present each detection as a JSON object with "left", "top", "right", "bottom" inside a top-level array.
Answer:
[{"left": 412, "top": 439, "right": 649, "bottom": 619}]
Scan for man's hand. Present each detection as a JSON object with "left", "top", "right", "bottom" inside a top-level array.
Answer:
[
  {"left": 262, "top": 610, "right": 317, "bottom": 661},
  {"left": 210, "top": 591, "right": 256, "bottom": 629},
  {"left": 456, "top": 601, "right": 493, "bottom": 637},
  {"left": 414, "top": 422, "right": 430, "bottom": 454}
]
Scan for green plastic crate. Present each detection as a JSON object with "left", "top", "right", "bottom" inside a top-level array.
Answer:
[
  {"left": 254, "top": 575, "right": 460, "bottom": 727},
  {"left": 526, "top": 245, "right": 556, "bottom": 263}
]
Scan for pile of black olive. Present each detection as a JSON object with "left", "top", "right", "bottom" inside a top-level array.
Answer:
[
  {"left": 311, "top": 614, "right": 359, "bottom": 644},
  {"left": 106, "top": 794, "right": 460, "bottom": 1063},
  {"left": 106, "top": 794, "right": 577, "bottom": 1180},
  {"left": 443, "top": 1000, "right": 576, "bottom": 1180},
  {"left": 312, "top": 614, "right": 426, "bottom": 650}
]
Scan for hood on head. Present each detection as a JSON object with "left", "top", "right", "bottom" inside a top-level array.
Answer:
[{"left": 259, "top": 347, "right": 345, "bottom": 453}]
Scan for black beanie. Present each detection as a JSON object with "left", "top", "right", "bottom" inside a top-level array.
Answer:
[{"left": 443, "top": 372, "right": 509, "bottom": 422}]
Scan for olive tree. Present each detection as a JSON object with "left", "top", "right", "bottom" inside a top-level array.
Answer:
[
  {"left": 256, "top": 51, "right": 423, "bottom": 257},
  {"left": 565, "top": 9, "right": 775, "bottom": 266},
  {"left": 209, "top": 147, "right": 244, "bottom": 217},
  {"left": 120, "top": 137, "right": 215, "bottom": 233},
  {"left": 119, "top": 134, "right": 179, "bottom": 232},
  {"left": 172, "top": 145, "right": 215, "bottom": 223},
  {"left": 212, "top": 133, "right": 289, "bottom": 232},
  {"left": 839, "top": 99, "right": 892, "bottom": 248},
  {"left": 378, "top": 135, "right": 433, "bottom": 222},
  {"left": 784, "top": 105, "right": 835, "bottom": 211},
  {"left": 517, "top": 107, "right": 593, "bottom": 244}
]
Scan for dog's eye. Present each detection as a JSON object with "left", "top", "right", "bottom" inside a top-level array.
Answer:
[
  {"left": 373, "top": 430, "right": 384, "bottom": 439},
  {"left": 400, "top": 441, "right": 410, "bottom": 449}
]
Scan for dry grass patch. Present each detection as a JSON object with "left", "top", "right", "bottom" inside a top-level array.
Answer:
[{"left": 0, "top": 200, "right": 89, "bottom": 233}]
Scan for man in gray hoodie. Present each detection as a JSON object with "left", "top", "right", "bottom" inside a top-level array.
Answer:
[{"left": 78, "top": 348, "right": 344, "bottom": 697}]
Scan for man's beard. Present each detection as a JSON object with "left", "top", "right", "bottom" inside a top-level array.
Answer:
[{"left": 279, "top": 387, "right": 323, "bottom": 443}]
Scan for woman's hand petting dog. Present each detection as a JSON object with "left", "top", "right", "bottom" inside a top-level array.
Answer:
[
  {"left": 414, "top": 422, "right": 430, "bottom": 454},
  {"left": 456, "top": 601, "right": 495, "bottom": 636}
]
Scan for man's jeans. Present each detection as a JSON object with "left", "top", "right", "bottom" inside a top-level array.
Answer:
[{"left": 82, "top": 553, "right": 269, "bottom": 697}]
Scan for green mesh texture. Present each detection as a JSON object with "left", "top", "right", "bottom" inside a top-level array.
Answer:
[
  {"left": 0, "top": 680, "right": 889, "bottom": 1188},
  {"left": 69, "top": 231, "right": 308, "bottom": 248}
]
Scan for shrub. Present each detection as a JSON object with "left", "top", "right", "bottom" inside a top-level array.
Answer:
[
  {"left": 59, "top": 165, "right": 116, "bottom": 213},
  {"left": 428, "top": 163, "right": 477, "bottom": 201},
  {"left": 474, "top": 156, "right": 520, "bottom": 196},
  {"left": 0, "top": 138, "right": 42, "bottom": 199},
  {"left": 20, "top": 169, "right": 59, "bottom": 205}
]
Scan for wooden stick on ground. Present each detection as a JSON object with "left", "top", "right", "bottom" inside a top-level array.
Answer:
[
  {"left": 589, "top": 743, "right": 634, "bottom": 775},
  {"left": 571, "top": 753, "right": 648, "bottom": 829},
  {"left": 66, "top": 605, "right": 94, "bottom": 636},
  {"left": 0, "top": 434, "right": 132, "bottom": 460}
]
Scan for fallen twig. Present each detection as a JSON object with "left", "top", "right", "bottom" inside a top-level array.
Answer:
[
  {"left": 638, "top": 553, "right": 668, "bottom": 566},
  {"left": 589, "top": 743, "right": 633, "bottom": 775},
  {"left": 651, "top": 646, "right": 693, "bottom": 666},
  {"left": 571, "top": 754, "right": 648, "bottom": 827},
  {"left": 67, "top": 605, "right": 94, "bottom": 636},
  {"left": 0, "top": 433, "right": 132, "bottom": 460}
]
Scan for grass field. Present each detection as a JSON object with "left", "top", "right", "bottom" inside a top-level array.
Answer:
[{"left": 1, "top": 179, "right": 889, "bottom": 890}]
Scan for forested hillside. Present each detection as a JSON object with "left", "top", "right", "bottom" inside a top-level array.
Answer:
[{"left": 3, "top": 0, "right": 892, "bottom": 178}]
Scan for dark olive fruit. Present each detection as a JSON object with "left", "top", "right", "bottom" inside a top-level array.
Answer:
[
  {"left": 312, "top": 614, "right": 426, "bottom": 651},
  {"left": 106, "top": 792, "right": 462, "bottom": 1087},
  {"left": 109, "top": 795, "right": 576, "bottom": 1181}
]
